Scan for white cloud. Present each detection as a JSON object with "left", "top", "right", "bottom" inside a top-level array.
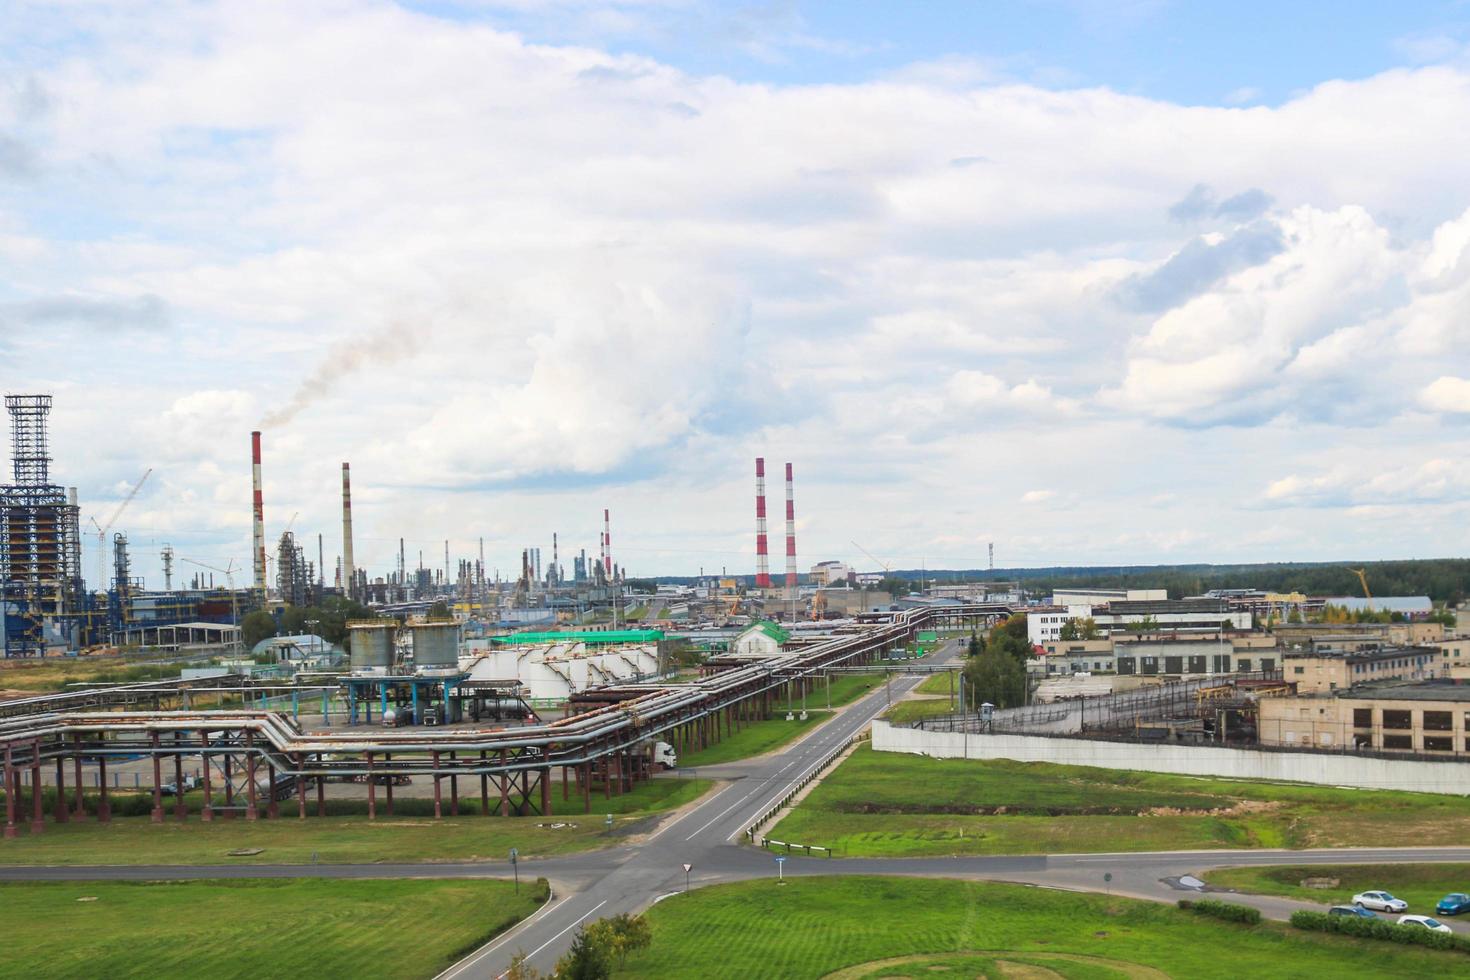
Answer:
[
  {"left": 4, "top": 3, "right": 1470, "bottom": 575},
  {"left": 1021, "top": 489, "right": 1056, "bottom": 504},
  {"left": 1422, "top": 376, "right": 1470, "bottom": 414}
]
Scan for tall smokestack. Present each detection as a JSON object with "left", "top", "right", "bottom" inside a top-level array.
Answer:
[
  {"left": 552, "top": 532, "right": 559, "bottom": 584},
  {"left": 755, "top": 458, "right": 771, "bottom": 588},
  {"left": 784, "top": 462, "right": 797, "bottom": 594},
  {"left": 251, "top": 431, "right": 267, "bottom": 591},
  {"left": 603, "top": 509, "right": 612, "bottom": 575},
  {"left": 341, "top": 462, "right": 355, "bottom": 600}
]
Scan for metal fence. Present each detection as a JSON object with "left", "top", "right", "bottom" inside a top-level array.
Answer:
[{"left": 915, "top": 672, "right": 1284, "bottom": 736}]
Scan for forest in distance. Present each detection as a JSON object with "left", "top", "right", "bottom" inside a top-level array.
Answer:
[{"left": 667, "top": 559, "right": 1470, "bottom": 606}]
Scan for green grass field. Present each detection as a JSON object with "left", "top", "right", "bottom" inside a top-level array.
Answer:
[
  {"left": 881, "top": 699, "right": 954, "bottom": 725},
  {"left": 770, "top": 746, "right": 1470, "bottom": 857},
  {"left": 0, "top": 877, "right": 542, "bottom": 979},
  {"left": 1203, "top": 863, "right": 1470, "bottom": 913},
  {"left": 820, "top": 672, "right": 886, "bottom": 707},
  {"left": 681, "top": 712, "right": 831, "bottom": 767},
  {"left": 619, "top": 876, "right": 1457, "bottom": 978},
  {"left": 0, "top": 777, "right": 709, "bottom": 865},
  {"left": 915, "top": 671, "right": 959, "bottom": 696}
]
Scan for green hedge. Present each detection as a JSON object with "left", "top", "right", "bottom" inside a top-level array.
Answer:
[
  {"left": 1177, "top": 899, "right": 1262, "bottom": 925},
  {"left": 1290, "top": 910, "right": 1470, "bottom": 953}
]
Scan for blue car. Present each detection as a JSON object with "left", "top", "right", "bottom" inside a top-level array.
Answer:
[
  {"left": 1329, "top": 905, "right": 1378, "bottom": 918},
  {"left": 1436, "top": 893, "right": 1470, "bottom": 916}
]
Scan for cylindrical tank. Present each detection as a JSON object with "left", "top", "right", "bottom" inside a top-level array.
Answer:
[
  {"left": 412, "top": 621, "right": 460, "bottom": 670},
  {"left": 348, "top": 621, "right": 395, "bottom": 672}
]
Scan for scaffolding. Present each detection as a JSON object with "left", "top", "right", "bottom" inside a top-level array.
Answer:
[{"left": 1, "top": 396, "right": 83, "bottom": 657}]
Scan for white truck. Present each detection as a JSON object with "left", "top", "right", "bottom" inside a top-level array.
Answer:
[{"left": 650, "top": 740, "right": 677, "bottom": 770}]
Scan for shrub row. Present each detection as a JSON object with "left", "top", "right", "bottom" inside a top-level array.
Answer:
[
  {"left": 1177, "top": 899, "right": 1262, "bottom": 925},
  {"left": 1290, "top": 910, "right": 1470, "bottom": 953}
]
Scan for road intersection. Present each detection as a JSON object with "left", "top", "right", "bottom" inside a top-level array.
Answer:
[{"left": 4, "top": 637, "right": 1469, "bottom": 976}]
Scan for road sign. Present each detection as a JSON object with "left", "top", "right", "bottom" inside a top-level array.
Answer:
[
  {"left": 683, "top": 862, "right": 693, "bottom": 892},
  {"left": 510, "top": 847, "right": 520, "bottom": 892},
  {"left": 775, "top": 855, "right": 787, "bottom": 881},
  {"left": 509, "top": 847, "right": 519, "bottom": 864}
]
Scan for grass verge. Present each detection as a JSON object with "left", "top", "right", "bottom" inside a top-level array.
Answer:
[
  {"left": 618, "top": 876, "right": 1457, "bottom": 978},
  {"left": 681, "top": 712, "right": 830, "bottom": 767},
  {"left": 1203, "top": 863, "right": 1470, "bottom": 913},
  {"left": 0, "top": 877, "right": 544, "bottom": 978},
  {"left": 770, "top": 745, "right": 1470, "bottom": 857},
  {"left": 914, "top": 672, "right": 959, "bottom": 697},
  {"left": 881, "top": 699, "right": 954, "bottom": 725}
]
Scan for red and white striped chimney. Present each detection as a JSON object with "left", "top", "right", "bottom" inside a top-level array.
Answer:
[
  {"left": 755, "top": 457, "right": 771, "bottom": 588},
  {"left": 251, "top": 431, "right": 267, "bottom": 591},
  {"left": 603, "top": 508, "right": 612, "bottom": 576},
  {"left": 784, "top": 462, "right": 797, "bottom": 593}
]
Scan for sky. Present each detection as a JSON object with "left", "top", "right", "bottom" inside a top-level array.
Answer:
[{"left": 4, "top": 0, "right": 1470, "bottom": 586}]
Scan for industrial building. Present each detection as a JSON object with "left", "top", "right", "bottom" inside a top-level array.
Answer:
[{"left": 1258, "top": 681, "right": 1470, "bottom": 754}]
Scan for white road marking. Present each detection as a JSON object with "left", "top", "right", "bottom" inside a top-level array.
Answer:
[
  {"left": 493, "top": 899, "right": 609, "bottom": 979},
  {"left": 684, "top": 786, "right": 763, "bottom": 840},
  {"left": 435, "top": 886, "right": 563, "bottom": 980},
  {"left": 724, "top": 679, "right": 910, "bottom": 842},
  {"left": 646, "top": 784, "right": 732, "bottom": 841}
]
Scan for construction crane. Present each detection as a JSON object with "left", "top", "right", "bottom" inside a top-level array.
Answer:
[
  {"left": 181, "top": 557, "right": 242, "bottom": 655},
  {"left": 850, "top": 541, "right": 892, "bottom": 575},
  {"left": 1349, "top": 567, "right": 1373, "bottom": 608},
  {"left": 89, "top": 468, "right": 152, "bottom": 593}
]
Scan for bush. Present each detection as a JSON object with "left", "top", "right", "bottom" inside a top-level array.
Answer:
[
  {"left": 1177, "top": 899, "right": 1261, "bottom": 925},
  {"left": 1291, "top": 909, "right": 1470, "bottom": 953}
]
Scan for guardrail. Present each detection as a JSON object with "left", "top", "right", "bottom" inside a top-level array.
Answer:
[{"left": 742, "top": 729, "right": 868, "bottom": 849}]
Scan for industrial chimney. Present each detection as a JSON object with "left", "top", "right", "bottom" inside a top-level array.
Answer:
[
  {"left": 251, "top": 431, "right": 267, "bottom": 591},
  {"left": 603, "top": 509, "right": 612, "bottom": 576},
  {"left": 755, "top": 458, "right": 771, "bottom": 588},
  {"left": 341, "top": 462, "right": 355, "bottom": 600},
  {"left": 784, "top": 462, "right": 797, "bottom": 596}
]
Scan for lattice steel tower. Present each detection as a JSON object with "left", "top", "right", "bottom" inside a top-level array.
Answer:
[{"left": 1, "top": 395, "right": 83, "bottom": 657}]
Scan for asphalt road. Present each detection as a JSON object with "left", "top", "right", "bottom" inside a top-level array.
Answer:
[{"left": 5, "top": 634, "right": 1470, "bottom": 976}]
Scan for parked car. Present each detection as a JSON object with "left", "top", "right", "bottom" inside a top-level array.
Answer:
[
  {"left": 1353, "top": 891, "right": 1408, "bottom": 913},
  {"left": 1437, "top": 893, "right": 1470, "bottom": 916},
  {"left": 1329, "top": 905, "right": 1378, "bottom": 918},
  {"left": 1398, "top": 915, "right": 1452, "bottom": 933},
  {"left": 159, "top": 775, "right": 201, "bottom": 797}
]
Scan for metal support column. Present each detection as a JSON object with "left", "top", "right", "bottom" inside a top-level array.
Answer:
[
  {"left": 3, "top": 744, "right": 16, "bottom": 838},
  {"left": 97, "top": 757, "right": 111, "bottom": 823},
  {"left": 432, "top": 751, "right": 442, "bottom": 819},
  {"left": 173, "top": 733, "right": 187, "bottom": 820},
  {"left": 53, "top": 755, "right": 68, "bottom": 824},
  {"left": 200, "top": 733, "right": 213, "bottom": 821},
  {"left": 449, "top": 751, "right": 458, "bottom": 816},
  {"left": 540, "top": 767, "right": 550, "bottom": 816},
  {"left": 31, "top": 744, "right": 44, "bottom": 832},
  {"left": 297, "top": 755, "right": 308, "bottom": 819},
  {"left": 367, "top": 752, "right": 376, "bottom": 819},
  {"left": 71, "top": 735, "right": 85, "bottom": 820},
  {"left": 245, "top": 731, "right": 258, "bottom": 821},
  {"left": 267, "top": 764, "right": 278, "bottom": 819},
  {"left": 384, "top": 752, "right": 394, "bottom": 816},
  {"left": 150, "top": 732, "right": 164, "bottom": 823}
]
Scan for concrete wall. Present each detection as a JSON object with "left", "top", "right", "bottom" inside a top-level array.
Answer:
[{"left": 871, "top": 720, "right": 1470, "bottom": 794}]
